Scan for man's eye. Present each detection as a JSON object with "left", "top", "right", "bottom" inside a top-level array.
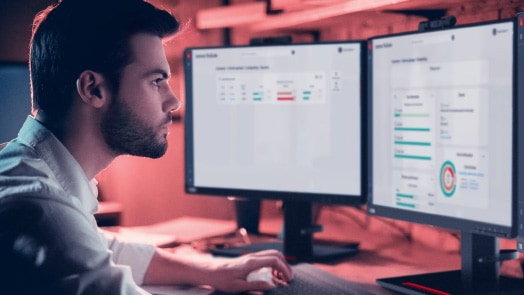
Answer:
[{"left": 153, "top": 78, "right": 163, "bottom": 86}]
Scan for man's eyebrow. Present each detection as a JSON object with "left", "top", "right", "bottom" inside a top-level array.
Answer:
[{"left": 146, "top": 69, "right": 170, "bottom": 78}]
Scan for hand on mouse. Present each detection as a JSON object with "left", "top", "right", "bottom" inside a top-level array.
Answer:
[
  {"left": 207, "top": 249, "right": 293, "bottom": 293},
  {"left": 246, "top": 267, "right": 274, "bottom": 284}
]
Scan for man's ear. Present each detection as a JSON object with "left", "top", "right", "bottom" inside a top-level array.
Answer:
[{"left": 76, "top": 70, "right": 110, "bottom": 108}]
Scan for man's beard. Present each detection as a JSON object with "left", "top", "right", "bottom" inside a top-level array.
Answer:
[{"left": 101, "top": 96, "right": 170, "bottom": 159}]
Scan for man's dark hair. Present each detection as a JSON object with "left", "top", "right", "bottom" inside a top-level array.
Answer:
[{"left": 29, "top": 0, "right": 179, "bottom": 127}]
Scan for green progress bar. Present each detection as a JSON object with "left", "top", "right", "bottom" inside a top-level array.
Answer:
[
  {"left": 303, "top": 96, "right": 310, "bottom": 100},
  {"left": 394, "top": 127, "right": 430, "bottom": 132},
  {"left": 394, "top": 154, "right": 432, "bottom": 161},
  {"left": 394, "top": 113, "right": 430, "bottom": 118},
  {"left": 396, "top": 193, "right": 414, "bottom": 199},
  {"left": 394, "top": 141, "right": 431, "bottom": 146},
  {"left": 253, "top": 97, "right": 262, "bottom": 101},
  {"left": 303, "top": 91, "right": 312, "bottom": 95},
  {"left": 397, "top": 202, "right": 416, "bottom": 208}
]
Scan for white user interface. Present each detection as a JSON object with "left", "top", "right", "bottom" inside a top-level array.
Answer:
[
  {"left": 189, "top": 43, "right": 362, "bottom": 196},
  {"left": 371, "top": 22, "right": 514, "bottom": 226}
]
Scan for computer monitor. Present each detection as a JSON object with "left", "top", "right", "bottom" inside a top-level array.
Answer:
[
  {"left": 368, "top": 19, "right": 524, "bottom": 294},
  {"left": 516, "top": 13, "right": 524, "bottom": 255},
  {"left": 184, "top": 41, "right": 366, "bottom": 262},
  {"left": 0, "top": 62, "right": 31, "bottom": 143}
]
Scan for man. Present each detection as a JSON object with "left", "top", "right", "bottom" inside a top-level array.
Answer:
[{"left": 0, "top": 0, "right": 292, "bottom": 294}]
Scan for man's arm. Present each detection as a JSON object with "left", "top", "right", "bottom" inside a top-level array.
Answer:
[{"left": 0, "top": 197, "right": 147, "bottom": 294}]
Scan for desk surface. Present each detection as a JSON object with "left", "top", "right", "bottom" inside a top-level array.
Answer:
[
  {"left": 257, "top": 206, "right": 461, "bottom": 295},
  {"left": 137, "top": 209, "right": 465, "bottom": 294}
]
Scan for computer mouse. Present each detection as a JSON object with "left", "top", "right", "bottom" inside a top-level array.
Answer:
[{"left": 246, "top": 267, "right": 273, "bottom": 283}]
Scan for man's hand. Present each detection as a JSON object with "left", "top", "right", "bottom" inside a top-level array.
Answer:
[{"left": 206, "top": 249, "right": 293, "bottom": 293}]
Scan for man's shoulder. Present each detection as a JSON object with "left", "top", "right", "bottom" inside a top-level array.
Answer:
[
  {"left": 0, "top": 140, "right": 41, "bottom": 170},
  {"left": 0, "top": 141, "right": 63, "bottom": 202}
]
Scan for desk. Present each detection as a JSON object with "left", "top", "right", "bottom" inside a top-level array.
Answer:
[
  {"left": 139, "top": 209, "right": 464, "bottom": 295},
  {"left": 262, "top": 206, "right": 523, "bottom": 294},
  {"left": 259, "top": 207, "right": 461, "bottom": 295}
]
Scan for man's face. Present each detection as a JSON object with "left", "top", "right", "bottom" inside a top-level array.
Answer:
[{"left": 101, "top": 33, "right": 179, "bottom": 158}]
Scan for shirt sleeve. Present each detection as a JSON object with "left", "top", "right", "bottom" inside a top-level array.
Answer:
[
  {"left": 0, "top": 196, "right": 151, "bottom": 294},
  {"left": 100, "top": 229, "right": 156, "bottom": 285}
]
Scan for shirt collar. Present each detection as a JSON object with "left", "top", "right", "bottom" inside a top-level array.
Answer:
[{"left": 17, "top": 116, "right": 99, "bottom": 214}]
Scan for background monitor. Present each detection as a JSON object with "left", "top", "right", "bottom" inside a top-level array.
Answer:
[
  {"left": 517, "top": 12, "right": 524, "bottom": 254},
  {"left": 367, "top": 19, "right": 523, "bottom": 294},
  {"left": 0, "top": 62, "right": 31, "bottom": 143},
  {"left": 184, "top": 41, "right": 366, "bottom": 262}
]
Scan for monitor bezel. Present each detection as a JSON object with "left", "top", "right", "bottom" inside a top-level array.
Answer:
[
  {"left": 183, "top": 41, "right": 367, "bottom": 206},
  {"left": 366, "top": 18, "right": 518, "bottom": 239}
]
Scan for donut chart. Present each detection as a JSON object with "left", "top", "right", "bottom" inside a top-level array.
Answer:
[{"left": 440, "top": 161, "right": 456, "bottom": 197}]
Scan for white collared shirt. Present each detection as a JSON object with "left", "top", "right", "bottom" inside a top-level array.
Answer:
[{"left": 0, "top": 116, "right": 155, "bottom": 294}]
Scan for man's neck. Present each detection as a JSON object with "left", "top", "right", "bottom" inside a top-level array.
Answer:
[{"left": 36, "top": 112, "right": 115, "bottom": 180}]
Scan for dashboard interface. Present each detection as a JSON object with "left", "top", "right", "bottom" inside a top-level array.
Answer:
[
  {"left": 185, "top": 42, "right": 364, "bottom": 200},
  {"left": 370, "top": 20, "right": 514, "bottom": 229}
]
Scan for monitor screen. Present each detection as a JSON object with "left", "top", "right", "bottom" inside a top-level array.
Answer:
[
  {"left": 184, "top": 41, "right": 366, "bottom": 262},
  {"left": 368, "top": 20, "right": 515, "bottom": 237},
  {"left": 184, "top": 42, "right": 365, "bottom": 206},
  {"left": 0, "top": 62, "right": 31, "bottom": 144},
  {"left": 368, "top": 19, "right": 521, "bottom": 294}
]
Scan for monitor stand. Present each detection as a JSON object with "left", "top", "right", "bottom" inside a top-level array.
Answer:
[
  {"left": 377, "top": 232, "right": 524, "bottom": 295},
  {"left": 211, "top": 200, "right": 359, "bottom": 263}
]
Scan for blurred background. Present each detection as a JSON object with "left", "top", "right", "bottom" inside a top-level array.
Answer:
[{"left": 0, "top": 0, "right": 522, "bottom": 226}]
